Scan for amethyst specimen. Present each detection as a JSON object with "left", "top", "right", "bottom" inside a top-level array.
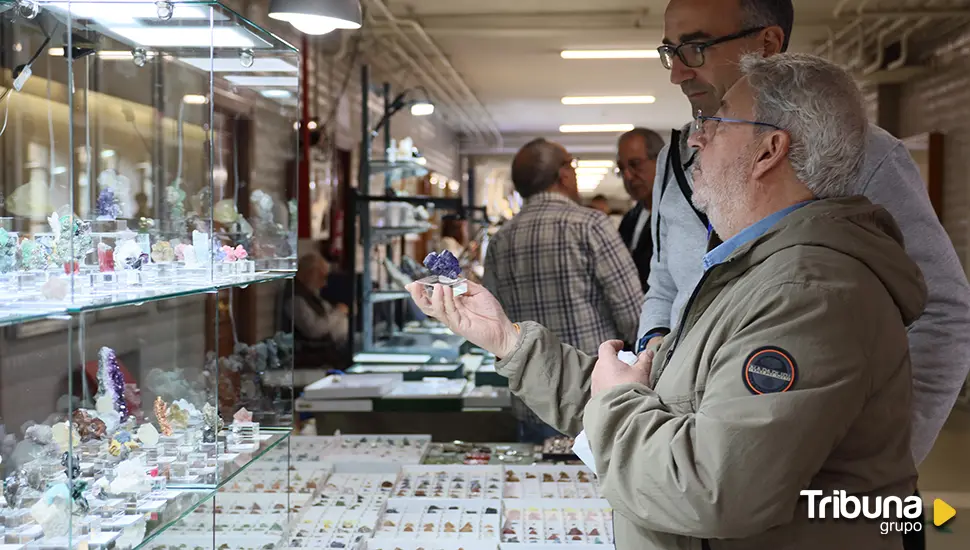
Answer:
[
  {"left": 96, "top": 188, "right": 123, "bottom": 219},
  {"left": 97, "top": 346, "right": 128, "bottom": 421},
  {"left": 423, "top": 250, "right": 461, "bottom": 279}
]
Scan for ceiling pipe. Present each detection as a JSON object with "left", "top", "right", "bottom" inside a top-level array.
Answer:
[
  {"left": 358, "top": 7, "right": 489, "bottom": 144},
  {"left": 885, "top": 22, "right": 919, "bottom": 71},
  {"left": 375, "top": 38, "right": 489, "bottom": 144},
  {"left": 381, "top": 18, "right": 503, "bottom": 146},
  {"left": 862, "top": 19, "right": 911, "bottom": 75},
  {"left": 363, "top": 0, "right": 502, "bottom": 146}
]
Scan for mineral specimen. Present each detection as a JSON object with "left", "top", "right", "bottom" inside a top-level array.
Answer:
[
  {"left": 0, "top": 229, "right": 15, "bottom": 273},
  {"left": 72, "top": 410, "right": 107, "bottom": 442},
  {"left": 96, "top": 188, "right": 122, "bottom": 220},
  {"left": 96, "top": 347, "right": 128, "bottom": 421},
  {"left": 151, "top": 241, "right": 175, "bottom": 263},
  {"left": 423, "top": 250, "right": 461, "bottom": 280},
  {"left": 154, "top": 397, "right": 172, "bottom": 436}
]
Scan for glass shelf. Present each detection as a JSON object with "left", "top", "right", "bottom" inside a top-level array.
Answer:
[
  {"left": 368, "top": 159, "right": 430, "bottom": 180},
  {"left": 0, "top": 271, "right": 293, "bottom": 324},
  {"left": 135, "top": 428, "right": 292, "bottom": 549},
  {"left": 370, "top": 224, "right": 434, "bottom": 243}
]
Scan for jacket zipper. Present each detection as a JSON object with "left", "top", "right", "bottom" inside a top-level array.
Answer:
[{"left": 654, "top": 269, "right": 714, "bottom": 382}]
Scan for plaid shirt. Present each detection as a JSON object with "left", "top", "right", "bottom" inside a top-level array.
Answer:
[{"left": 482, "top": 192, "right": 643, "bottom": 423}]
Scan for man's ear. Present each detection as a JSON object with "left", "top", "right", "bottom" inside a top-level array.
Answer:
[
  {"left": 751, "top": 130, "right": 789, "bottom": 180},
  {"left": 762, "top": 26, "right": 785, "bottom": 56}
]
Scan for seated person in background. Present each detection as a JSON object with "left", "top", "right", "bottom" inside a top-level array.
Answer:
[{"left": 286, "top": 252, "right": 349, "bottom": 358}]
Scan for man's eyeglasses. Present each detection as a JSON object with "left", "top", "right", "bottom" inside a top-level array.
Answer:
[
  {"left": 693, "top": 109, "right": 782, "bottom": 135},
  {"left": 658, "top": 27, "right": 765, "bottom": 69}
]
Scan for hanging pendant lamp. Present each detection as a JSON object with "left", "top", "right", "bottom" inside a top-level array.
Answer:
[{"left": 268, "top": 0, "right": 362, "bottom": 35}]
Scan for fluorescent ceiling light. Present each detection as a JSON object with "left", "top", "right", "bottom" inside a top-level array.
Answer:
[
  {"left": 260, "top": 89, "right": 293, "bottom": 99},
  {"left": 577, "top": 160, "right": 614, "bottom": 168},
  {"left": 226, "top": 76, "right": 299, "bottom": 87},
  {"left": 410, "top": 102, "right": 435, "bottom": 116},
  {"left": 575, "top": 167, "right": 609, "bottom": 175},
  {"left": 178, "top": 57, "right": 297, "bottom": 73},
  {"left": 561, "top": 50, "right": 660, "bottom": 59},
  {"left": 100, "top": 150, "right": 116, "bottom": 159},
  {"left": 182, "top": 94, "right": 209, "bottom": 105},
  {"left": 560, "top": 124, "right": 634, "bottom": 133},
  {"left": 268, "top": 0, "right": 362, "bottom": 33},
  {"left": 562, "top": 95, "right": 656, "bottom": 105},
  {"left": 109, "top": 27, "right": 262, "bottom": 49}
]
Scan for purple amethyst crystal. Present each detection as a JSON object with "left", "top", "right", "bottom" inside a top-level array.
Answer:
[
  {"left": 423, "top": 250, "right": 461, "bottom": 279},
  {"left": 96, "top": 188, "right": 122, "bottom": 219},
  {"left": 97, "top": 346, "right": 128, "bottom": 420}
]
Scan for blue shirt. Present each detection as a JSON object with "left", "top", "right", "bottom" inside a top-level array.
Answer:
[{"left": 703, "top": 201, "right": 815, "bottom": 271}]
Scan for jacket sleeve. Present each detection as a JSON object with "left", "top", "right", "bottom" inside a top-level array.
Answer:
[
  {"left": 861, "top": 140, "right": 970, "bottom": 465},
  {"left": 495, "top": 321, "right": 596, "bottom": 436},
  {"left": 583, "top": 282, "right": 889, "bottom": 540},
  {"left": 638, "top": 144, "right": 676, "bottom": 339},
  {"left": 589, "top": 214, "right": 644, "bottom": 344}
]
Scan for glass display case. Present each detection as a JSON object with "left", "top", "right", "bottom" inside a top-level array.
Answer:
[{"left": 0, "top": 1, "right": 300, "bottom": 548}]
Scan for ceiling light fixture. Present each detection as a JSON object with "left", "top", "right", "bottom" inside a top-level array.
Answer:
[
  {"left": 561, "top": 50, "right": 660, "bottom": 59},
  {"left": 268, "top": 0, "right": 362, "bottom": 35},
  {"left": 559, "top": 124, "right": 634, "bottom": 133},
  {"left": 562, "top": 95, "right": 655, "bottom": 105},
  {"left": 260, "top": 89, "right": 293, "bottom": 99},
  {"left": 182, "top": 94, "right": 209, "bottom": 105},
  {"left": 409, "top": 101, "right": 434, "bottom": 116},
  {"left": 575, "top": 167, "right": 609, "bottom": 175},
  {"left": 577, "top": 160, "right": 614, "bottom": 168}
]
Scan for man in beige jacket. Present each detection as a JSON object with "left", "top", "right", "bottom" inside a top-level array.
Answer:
[{"left": 407, "top": 53, "right": 926, "bottom": 550}]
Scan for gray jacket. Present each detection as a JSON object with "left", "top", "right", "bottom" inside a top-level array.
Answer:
[{"left": 640, "top": 122, "right": 970, "bottom": 465}]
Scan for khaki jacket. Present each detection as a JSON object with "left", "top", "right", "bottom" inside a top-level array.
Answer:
[{"left": 496, "top": 197, "right": 927, "bottom": 550}]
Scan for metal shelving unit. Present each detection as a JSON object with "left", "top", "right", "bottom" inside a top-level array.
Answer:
[{"left": 344, "top": 65, "right": 468, "bottom": 364}]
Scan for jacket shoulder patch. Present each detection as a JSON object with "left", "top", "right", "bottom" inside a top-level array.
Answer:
[{"left": 742, "top": 346, "right": 797, "bottom": 395}]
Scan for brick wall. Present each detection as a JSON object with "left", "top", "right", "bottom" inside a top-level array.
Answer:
[
  {"left": 862, "top": 29, "right": 970, "bottom": 271},
  {"left": 896, "top": 55, "right": 970, "bottom": 269}
]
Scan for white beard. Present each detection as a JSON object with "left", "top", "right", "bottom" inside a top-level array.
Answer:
[{"left": 692, "top": 149, "right": 753, "bottom": 235}]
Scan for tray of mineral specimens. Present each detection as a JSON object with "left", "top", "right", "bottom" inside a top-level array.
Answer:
[
  {"left": 222, "top": 467, "right": 329, "bottom": 495},
  {"left": 500, "top": 500, "right": 614, "bottom": 545},
  {"left": 375, "top": 499, "right": 502, "bottom": 541},
  {"left": 289, "top": 434, "right": 432, "bottom": 467},
  {"left": 502, "top": 466, "right": 601, "bottom": 499},
  {"left": 363, "top": 541, "right": 498, "bottom": 550},
  {"left": 393, "top": 466, "right": 504, "bottom": 499}
]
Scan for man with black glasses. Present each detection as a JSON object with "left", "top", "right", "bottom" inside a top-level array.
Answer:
[{"left": 639, "top": 2, "right": 970, "bottom": 548}]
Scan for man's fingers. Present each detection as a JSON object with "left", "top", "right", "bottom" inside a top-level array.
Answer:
[
  {"left": 430, "top": 284, "right": 448, "bottom": 319},
  {"left": 406, "top": 283, "right": 433, "bottom": 314},
  {"left": 635, "top": 350, "right": 655, "bottom": 371},
  {"left": 441, "top": 283, "right": 458, "bottom": 319},
  {"left": 598, "top": 340, "right": 624, "bottom": 359}
]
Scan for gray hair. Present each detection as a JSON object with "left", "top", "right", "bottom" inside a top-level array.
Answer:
[
  {"left": 511, "top": 138, "right": 567, "bottom": 198},
  {"left": 740, "top": 52, "right": 868, "bottom": 199},
  {"left": 619, "top": 128, "right": 666, "bottom": 160}
]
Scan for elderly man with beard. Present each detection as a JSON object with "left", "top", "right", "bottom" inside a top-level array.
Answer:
[{"left": 406, "top": 53, "right": 926, "bottom": 550}]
